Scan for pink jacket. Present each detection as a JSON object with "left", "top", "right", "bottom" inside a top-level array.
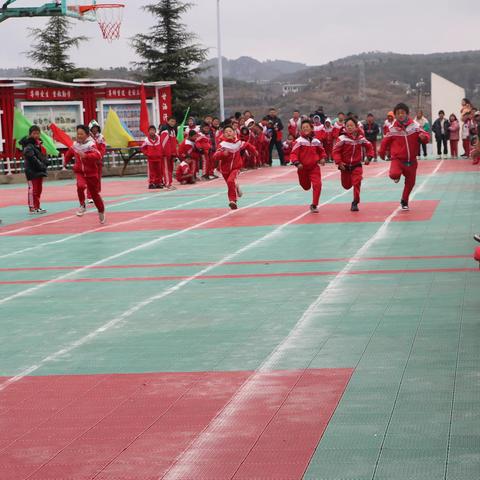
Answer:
[{"left": 449, "top": 120, "right": 460, "bottom": 141}]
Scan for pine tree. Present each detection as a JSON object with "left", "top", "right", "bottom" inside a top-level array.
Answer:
[
  {"left": 132, "top": 0, "right": 213, "bottom": 119},
  {"left": 26, "top": 16, "right": 88, "bottom": 82}
]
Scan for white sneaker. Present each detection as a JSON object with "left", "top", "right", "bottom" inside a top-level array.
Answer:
[
  {"left": 236, "top": 183, "right": 243, "bottom": 198},
  {"left": 99, "top": 212, "right": 106, "bottom": 224},
  {"left": 76, "top": 206, "right": 86, "bottom": 217},
  {"left": 86, "top": 199, "right": 95, "bottom": 206}
]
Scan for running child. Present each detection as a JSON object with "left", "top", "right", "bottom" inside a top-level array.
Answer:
[
  {"left": 213, "top": 125, "right": 257, "bottom": 210},
  {"left": 86, "top": 120, "right": 106, "bottom": 204},
  {"left": 20, "top": 125, "right": 49, "bottom": 214},
  {"left": 333, "top": 117, "right": 374, "bottom": 211},
  {"left": 64, "top": 124, "right": 105, "bottom": 224},
  {"left": 322, "top": 118, "right": 334, "bottom": 162},
  {"left": 141, "top": 125, "right": 164, "bottom": 189},
  {"left": 290, "top": 119, "right": 327, "bottom": 213},
  {"left": 379, "top": 103, "right": 430, "bottom": 211}
]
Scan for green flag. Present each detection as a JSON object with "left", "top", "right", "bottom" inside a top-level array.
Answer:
[
  {"left": 176, "top": 107, "right": 191, "bottom": 143},
  {"left": 13, "top": 108, "right": 59, "bottom": 156}
]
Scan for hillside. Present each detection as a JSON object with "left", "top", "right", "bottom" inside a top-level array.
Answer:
[
  {"left": 213, "top": 50, "right": 480, "bottom": 120},
  {"left": 199, "top": 56, "right": 308, "bottom": 82}
]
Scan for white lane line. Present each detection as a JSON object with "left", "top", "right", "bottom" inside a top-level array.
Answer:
[
  {"left": 0, "top": 171, "right": 343, "bottom": 393},
  {"left": 161, "top": 160, "right": 444, "bottom": 479},
  {"left": 0, "top": 167, "right": 295, "bottom": 260},
  {"left": 0, "top": 166, "right": 289, "bottom": 237}
]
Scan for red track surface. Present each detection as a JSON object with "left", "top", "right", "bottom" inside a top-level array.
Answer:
[
  {"left": 0, "top": 369, "right": 352, "bottom": 480},
  {"left": 0, "top": 201, "right": 439, "bottom": 236}
]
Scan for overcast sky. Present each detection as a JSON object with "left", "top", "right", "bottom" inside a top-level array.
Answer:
[{"left": 0, "top": 0, "right": 477, "bottom": 70}]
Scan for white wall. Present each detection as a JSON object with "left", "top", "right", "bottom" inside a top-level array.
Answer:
[{"left": 431, "top": 73, "right": 465, "bottom": 155}]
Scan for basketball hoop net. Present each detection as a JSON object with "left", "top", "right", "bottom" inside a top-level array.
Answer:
[{"left": 80, "top": 4, "right": 125, "bottom": 42}]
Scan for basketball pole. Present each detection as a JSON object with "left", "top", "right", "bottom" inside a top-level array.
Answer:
[{"left": 216, "top": 0, "right": 225, "bottom": 122}]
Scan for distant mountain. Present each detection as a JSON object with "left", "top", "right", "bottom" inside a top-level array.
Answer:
[
  {"left": 208, "top": 50, "right": 480, "bottom": 120},
  {"left": 0, "top": 68, "right": 27, "bottom": 77},
  {"left": 199, "top": 56, "right": 308, "bottom": 82}
]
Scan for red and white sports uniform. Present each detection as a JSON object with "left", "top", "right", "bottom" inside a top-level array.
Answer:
[
  {"left": 213, "top": 138, "right": 257, "bottom": 204},
  {"left": 288, "top": 117, "right": 302, "bottom": 138},
  {"left": 282, "top": 140, "right": 294, "bottom": 164},
  {"left": 240, "top": 131, "right": 258, "bottom": 168},
  {"left": 332, "top": 121, "right": 345, "bottom": 143},
  {"left": 379, "top": 119, "right": 430, "bottom": 204},
  {"left": 383, "top": 119, "right": 394, "bottom": 135},
  {"left": 160, "top": 126, "right": 178, "bottom": 187},
  {"left": 141, "top": 134, "right": 164, "bottom": 186},
  {"left": 64, "top": 138, "right": 105, "bottom": 213},
  {"left": 87, "top": 131, "right": 106, "bottom": 199},
  {"left": 313, "top": 124, "right": 325, "bottom": 141},
  {"left": 322, "top": 121, "right": 334, "bottom": 160},
  {"left": 333, "top": 132, "right": 374, "bottom": 204},
  {"left": 176, "top": 160, "right": 195, "bottom": 184},
  {"left": 195, "top": 133, "right": 213, "bottom": 177},
  {"left": 290, "top": 134, "right": 327, "bottom": 207}
]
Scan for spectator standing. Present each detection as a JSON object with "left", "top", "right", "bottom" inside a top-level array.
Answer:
[
  {"left": 266, "top": 108, "right": 286, "bottom": 166},
  {"left": 448, "top": 114, "right": 460, "bottom": 158},
  {"left": 432, "top": 110, "right": 450, "bottom": 158}
]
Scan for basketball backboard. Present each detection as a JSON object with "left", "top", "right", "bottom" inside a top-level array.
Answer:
[{"left": 61, "top": 0, "right": 97, "bottom": 21}]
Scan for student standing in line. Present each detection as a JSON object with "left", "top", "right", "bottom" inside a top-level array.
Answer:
[
  {"left": 448, "top": 114, "right": 460, "bottom": 158},
  {"left": 432, "top": 110, "right": 450, "bottom": 159}
]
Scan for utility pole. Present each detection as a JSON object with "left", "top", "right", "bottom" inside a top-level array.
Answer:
[{"left": 216, "top": 0, "right": 225, "bottom": 121}]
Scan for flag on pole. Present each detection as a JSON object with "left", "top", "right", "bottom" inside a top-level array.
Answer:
[
  {"left": 176, "top": 107, "right": 191, "bottom": 143},
  {"left": 139, "top": 83, "right": 150, "bottom": 137},
  {"left": 13, "top": 108, "right": 59, "bottom": 156},
  {"left": 103, "top": 108, "right": 134, "bottom": 148},
  {"left": 49, "top": 123, "right": 74, "bottom": 148}
]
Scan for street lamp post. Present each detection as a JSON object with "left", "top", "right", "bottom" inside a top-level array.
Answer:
[{"left": 216, "top": 0, "right": 225, "bottom": 121}]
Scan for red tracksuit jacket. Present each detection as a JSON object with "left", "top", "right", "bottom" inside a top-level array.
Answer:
[
  {"left": 333, "top": 132, "right": 375, "bottom": 166},
  {"left": 160, "top": 127, "right": 178, "bottom": 158},
  {"left": 213, "top": 138, "right": 257, "bottom": 175},
  {"left": 332, "top": 121, "right": 345, "bottom": 141},
  {"left": 290, "top": 134, "right": 327, "bottom": 168},
  {"left": 91, "top": 133, "right": 107, "bottom": 158},
  {"left": 176, "top": 161, "right": 192, "bottom": 182},
  {"left": 141, "top": 134, "right": 163, "bottom": 161},
  {"left": 64, "top": 139, "right": 102, "bottom": 177},
  {"left": 379, "top": 119, "right": 430, "bottom": 162},
  {"left": 288, "top": 118, "right": 301, "bottom": 138}
]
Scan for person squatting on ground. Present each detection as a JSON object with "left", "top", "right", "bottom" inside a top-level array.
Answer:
[
  {"left": 290, "top": 119, "right": 327, "bottom": 213},
  {"left": 213, "top": 125, "right": 257, "bottom": 210},
  {"left": 64, "top": 124, "right": 106, "bottom": 224},
  {"left": 20, "top": 125, "right": 49, "bottom": 215},
  {"left": 333, "top": 117, "right": 374, "bottom": 211},
  {"left": 379, "top": 103, "right": 430, "bottom": 211},
  {"left": 141, "top": 125, "right": 164, "bottom": 189},
  {"left": 175, "top": 157, "right": 196, "bottom": 185}
]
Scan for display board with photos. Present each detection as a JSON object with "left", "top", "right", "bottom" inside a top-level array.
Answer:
[
  {"left": 20, "top": 102, "right": 84, "bottom": 147},
  {"left": 100, "top": 100, "right": 156, "bottom": 141}
]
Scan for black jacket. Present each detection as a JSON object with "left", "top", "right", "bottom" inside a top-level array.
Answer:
[
  {"left": 362, "top": 121, "right": 380, "bottom": 142},
  {"left": 266, "top": 115, "right": 284, "bottom": 142},
  {"left": 432, "top": 118, "right": 450, "bottom": 140},
  {"left": 20, "top": 137, "right": 49, "bottom": 181}
]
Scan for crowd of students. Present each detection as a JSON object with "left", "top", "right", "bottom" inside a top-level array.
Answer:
[{"left": 15, "top": 100, "right": 480, "bottom": 229}]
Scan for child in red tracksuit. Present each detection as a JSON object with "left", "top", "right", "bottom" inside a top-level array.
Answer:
[
  {"left": 86, "top": 120, "right": 107, "bottom": 204},
  {"left": 64, "top": 124, "right": 105, "bottom": 224},
  {"left": 322, "top": 118, "right": 334, "bottom": 162},
  {"left": 290, "top": 119, "right": 327, "bottom": 213},
  {"left": 160, "top": 116, "right": 178, "bottom": 190},
  {"left": 283, "top": 134, "right": 295, "bottom": 164},
  {"left": 333, "top": 117, "right": 374, "bottom": 211},
  {"left": 213, "top": 125, "right": 258, "bottom": 210},
  {"left": 471, "top": 136, "right": 479, "bottom": 165},
  {"left": 178, "top": 131, "right": 201, "bottom": 179},
  {"left": 379, "top": 103, "right": 430, "bottom": 210},
  {"left": 176, "top": 158, "right": 196, "bottom": 184},
  {"left": 141, "top": 126, "right": 164, "bottom": 189}
]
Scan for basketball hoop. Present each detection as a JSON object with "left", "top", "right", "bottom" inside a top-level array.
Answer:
[{"left": 79, "top": 4, "right": 125, "bottom": 42}]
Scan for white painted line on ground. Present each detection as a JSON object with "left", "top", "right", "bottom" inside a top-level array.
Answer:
[
  {"left": 0, "top": 169, "right": 341, "bottom": 392},
  {"left": 0, "top": 167, "right": 295, "bottom": 260},
  {"left": 161, "top": 160, "right": 444, "bottom": 479}
]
